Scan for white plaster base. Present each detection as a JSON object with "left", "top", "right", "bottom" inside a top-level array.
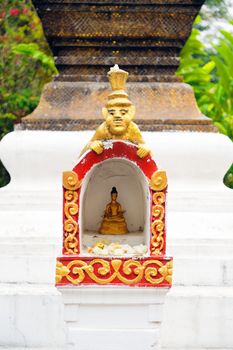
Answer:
[
  {"left": 0, "top": 130, "right": 233, "bottom": 349},
  {"left": 0, "top": 284, "right": 65, "bottom": 349},
  {"left": 59, "top": 286, "right": 169, "bottom": 350},
  {"left": 162, "top": 286, "right": 233, "bottom": 349}
]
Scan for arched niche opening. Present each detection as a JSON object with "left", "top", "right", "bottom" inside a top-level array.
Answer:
[{"left": 80, "top": 158, "right": 150, "bottom": 255}]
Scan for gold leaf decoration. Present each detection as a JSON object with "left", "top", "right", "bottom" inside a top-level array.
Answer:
[
  {"left": 151, "top": 220, "right": 165, "bottom": 255},
  {"left": 56, "top": 261, "right": 70, "bottom": 283},
  {"left": 64, "top": 233, "right": 79, "bottom": 254},
  {"left": 58, "top": 259, "right": 172, "bottom": 286},
  {"left": 63, "top": 171, "right": 82, "bottom": 190},
  {"left": 153, "top": 192, "right": 165, "bottom": 205},
  {"left": 63, "top": 188, "right": 79, "bottom": 254},
  {"left": 152, "top": 204, "right": 164, "bottom": 220},
  {"left": 158, "top": 261, "right": 173, "bottom": 284},
  {"left": 150, "top": 170, "right": 167, "bottom": 191},
  {"left": 151, "top": 191, "right": 166, "bottom": 255}
]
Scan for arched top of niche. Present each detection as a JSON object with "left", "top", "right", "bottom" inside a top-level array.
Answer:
[{"left": 73, "top": 141, "right": 158, "bottom": 180}]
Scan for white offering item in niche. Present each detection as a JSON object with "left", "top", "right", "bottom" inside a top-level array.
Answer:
[
  {"left": 87, "top": 242, "right": 148, "bottom": 257},
  {"left": 82, "top": 231, "right": 146, "bottom": 253}
]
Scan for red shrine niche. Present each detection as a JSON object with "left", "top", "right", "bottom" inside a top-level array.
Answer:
[{"left": 56, "top": 141, "right": 173, "bottom": 287}]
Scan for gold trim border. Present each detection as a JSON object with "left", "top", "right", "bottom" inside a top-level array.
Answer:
[
  {"left": 150, "top": 170, "right": 167, "bottom": 191},
  {"left": 63, "top": 171, "right": 81, "bottom": 254},
  {"left": 149, "top": 170, "right": 167, "bottom": 256},
  {"left": 56, "top": 259, "right": 172, "bottom": 286},
  {"left": 151, "top": 190, "right": 166, "bottom": 255}
]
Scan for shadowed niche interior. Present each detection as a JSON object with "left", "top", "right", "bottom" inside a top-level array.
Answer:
[{"left": 80, "top": 158, "right": 150, "bottom": 255}]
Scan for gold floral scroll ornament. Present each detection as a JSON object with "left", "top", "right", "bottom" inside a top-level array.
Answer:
[
  {"left": 63, "top": 171, "right": 81, "bottom": 254},
  {"left": 149, "top": 170, "right": 167, "bottom": 255},
  {"left": 151, "top": 188, "right": 166, "bottom": 255},
  {"left": 56, "top": 261, "right": 70, "bottom": 284},
  {"left": 56, "top": 259, "right": 173, "bottom": 286},
  {"left": 151, "top": 220, "right": 164, "bottom": 255},
  {"left": 63, "top": 171, "right": 82, "bottom": 191},
  {"left": 150, "top": 170, "right": 167, "bottom": 191}
]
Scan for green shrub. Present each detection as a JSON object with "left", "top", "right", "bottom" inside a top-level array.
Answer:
[
  {"left": 177, "top": 16, "right": 233, "bottom": 188},
  {"left": 0, "top": 0, "right": 57, "bottom": 186},
  {"left": 0, "top": 0, "right": 56, "bottom": 135}
]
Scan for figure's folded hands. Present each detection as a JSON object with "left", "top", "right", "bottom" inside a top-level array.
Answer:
[
  {"left": 90, "top": 140, "right": 104, "bottom": 154},
  {"left": 137, "top": 144, "right": 150, "bottom": 158}
]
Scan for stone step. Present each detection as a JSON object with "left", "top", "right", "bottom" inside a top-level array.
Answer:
[
  {"left": 0, "top": 253, "right": 233, "bottom": 286},
  {"left": 0, "top": 284, "right": 65, "bottom": 349},
  {"left": 0, "top": 255, "right": 56, "bottom": 284},
  {"left": 162, "top": 286, "right": 233, "bottom": 349},
  {"left": 2, "top": 348, "right": 231, "bottom": 350},
  {"left": 1, "top": 241, "right": 233, "bottom": 257},
  {"left": 168, "top": 239, "right": 233, "bottom": 257},
  {"left": 163, "top": 348, "right": 231, "bottom": 350},
  {"left": 0, "top": 240, "right": 61, "bottom": 256},
  {"left": 0, "top": 348, "right": 59, "bottom": 350},
  {"left": 173, "top": 256, "right": 233, "bottom": 286},
  {"left": 0, "top": 235, "right": 233, "bottom": 286},
  {"left": 1, "top": 234, "right": 233, "bottom": 256},
  {"left": 1, "top": 284, "right": 233, "bottom": 349}
]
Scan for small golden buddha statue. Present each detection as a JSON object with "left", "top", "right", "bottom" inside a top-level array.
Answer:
[{"left": 99, "top": 187, "right": 128, "bottom": 235}]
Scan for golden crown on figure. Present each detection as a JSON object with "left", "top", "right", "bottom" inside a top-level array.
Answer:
[{"left": 107, "top": 64, "right": 132, "bottom": 107}]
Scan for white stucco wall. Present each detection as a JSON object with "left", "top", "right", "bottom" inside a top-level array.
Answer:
[{"left": 0, "top": 130, "right": 233, "bottom": 349}]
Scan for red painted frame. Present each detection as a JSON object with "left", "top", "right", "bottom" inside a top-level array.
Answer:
[{"left": 58, "top": 141, "right": 171, "bottom": 287}]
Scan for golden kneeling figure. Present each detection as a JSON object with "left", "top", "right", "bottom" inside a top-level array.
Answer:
[{"left": 99, "top": 187, "right": 128, "bottom": 235}]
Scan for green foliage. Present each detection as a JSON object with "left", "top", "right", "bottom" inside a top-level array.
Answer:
[
  {"left": 199, "top": 0, "right": 229, "bottom": 26},
  {"left": 12, "top": 43, "right": 56, "bottom": 72},
  {"left": 224, "top": 164, "right": 233, "bottom": 189},
  {"left": 0, "top": 0, "right": 57, "bottom": 133},
  {"left": 177, "top": 16, "right": 233, "bottom": 188},
  {"left": 0, "top": 0, "right": 57, "bottom": 186},
  {"left": 178, "top": 16, "right": 233, "bottom": 139}
]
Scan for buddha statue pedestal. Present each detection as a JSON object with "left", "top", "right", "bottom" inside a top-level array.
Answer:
[{"left": 58, "top": 286, "right": 169, "bottom": 350}]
